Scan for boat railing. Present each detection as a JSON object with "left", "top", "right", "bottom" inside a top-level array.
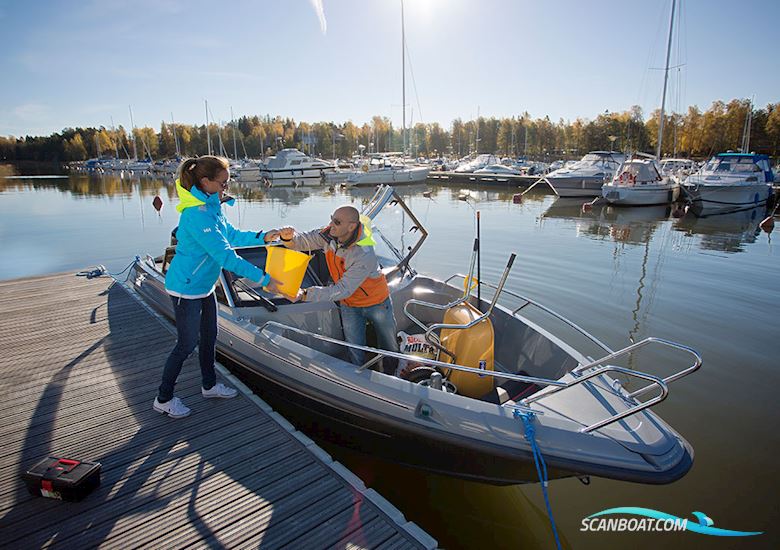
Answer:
[
  {"left": 256, "top": 321, "right": 698, "bottom": 433},
  {"left": 405, "top": 254, "right": 515, "bottom": 362},
  {"left": 569, "top": 336, "right": 702, "bottom": 399},
  {"left": 445, "top": 273, "right": 614, "bottom": 355}
]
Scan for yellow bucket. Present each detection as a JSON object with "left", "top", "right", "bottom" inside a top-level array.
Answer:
[{"left": 265, "top": 246, "right": 312, "bottom": 298}]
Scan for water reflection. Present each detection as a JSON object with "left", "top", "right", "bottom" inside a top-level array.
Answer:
[
  {"left": 542, "top": 198, "right": 670, "bottom": 246},
  {"left": 673, "top": 206, "right": 765, "bottom": 253}
]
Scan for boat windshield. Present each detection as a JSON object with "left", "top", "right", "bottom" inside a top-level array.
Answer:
[
  {"left": 360, "top": 186, "right": 428, "bottom": 275},
  {"left": 704, "top": 157, "right": 761, "bottom": 174},
  {"left": 581, "top": 154, "right": 618, "bottom": 167}
]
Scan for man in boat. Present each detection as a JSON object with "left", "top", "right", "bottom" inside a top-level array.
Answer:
[{"left": 266, "top": 206, "right": 399, "bottom": 372}]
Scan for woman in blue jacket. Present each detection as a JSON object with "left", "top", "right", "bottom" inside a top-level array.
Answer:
[{"left": 154, "top": 156, "right": 279, "bottom": 418}]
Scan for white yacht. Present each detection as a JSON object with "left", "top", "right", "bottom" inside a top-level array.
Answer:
[
  {"left": 345, "top": 156, "right": 430, "bottom": 187},
  {"left": 543, "top": 151, "right": 626, "bottom": 197},
  {"left": 681, "top": 153, "right": 775, "bottom": 216},
  {"left": 660, "top": 158, "right": 697, "bottom": 179},
  {"left": 602, "top": 157, "right": 680, "bottom": 206},
  {"left": 453, "top": 154, "right": 501, "bottom": 173},
  {"left": 237, "top": 149, "right": 335, "bottom": 186}
]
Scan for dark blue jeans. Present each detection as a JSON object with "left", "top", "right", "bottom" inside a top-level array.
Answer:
[
  {"left": 157, "top": 293, "right": 217, "bottom": 402},
  {"left": 340, "top": 297, "right": 399, "bottom": 371}
]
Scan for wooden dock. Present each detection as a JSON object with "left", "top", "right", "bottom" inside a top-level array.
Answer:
[
  {"left": 0, "top": 272, "right": 436, "bottom": 549},
  {"left": 426, "top": 170, "right": 540, "bottom": 186}
]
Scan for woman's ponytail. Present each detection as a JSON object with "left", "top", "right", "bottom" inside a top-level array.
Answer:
[{"left": 177, "top": 156, "right": 229, "bottom": 191}]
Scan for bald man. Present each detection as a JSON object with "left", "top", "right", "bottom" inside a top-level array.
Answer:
[{"left": 265, "top": 206, "right": 399, "bottom": 370}]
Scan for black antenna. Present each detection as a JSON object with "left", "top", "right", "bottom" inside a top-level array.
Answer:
[{"left": 476, "top": 210, "right": 481, "bottom": 311}]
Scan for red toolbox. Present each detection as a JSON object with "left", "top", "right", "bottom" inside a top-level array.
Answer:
[{"left": 22, "top": 457, "right": 101, "bottom": 501}]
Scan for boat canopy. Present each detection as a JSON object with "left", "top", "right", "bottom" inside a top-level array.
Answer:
[
  {"left": 620, "top": 160, "right": 662, "bottom": 181},
  {"left": 706, "top": 153, "right": 775, "bottom": 182}
]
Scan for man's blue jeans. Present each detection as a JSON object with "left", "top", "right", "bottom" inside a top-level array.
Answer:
[
  {"left": 157, "top": 293, "right": 217, "bottom": 402},
  {"left": 340, "top": 297, "right": 399, "bottom": 371}
]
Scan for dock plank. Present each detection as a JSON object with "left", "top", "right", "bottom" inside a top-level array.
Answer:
[{"left": 0, "top": 273, "right": 435, "bottom": 549}]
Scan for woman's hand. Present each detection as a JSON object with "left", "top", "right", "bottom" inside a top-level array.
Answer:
[{"left": 263, "top": 277, "right": 283, "bottom": 295}]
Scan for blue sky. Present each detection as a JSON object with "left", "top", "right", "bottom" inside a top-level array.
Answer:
[{"left": 1, "top": 0, "right": 778, "bottom": 137}]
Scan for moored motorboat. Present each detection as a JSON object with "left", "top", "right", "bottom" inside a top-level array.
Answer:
[
  {"left": 345, "top": 157, "right": 430, "bottom": 187},
  {"left": 543, "top": 151, "right": 626, "bottom": 197},
  {"left": 235, "top": 149, "right": 335, "bottom": 186},
  {"left": 602, "top": 157, "right": 680, "bottom": 206},
  {"left": 681, "top": 153, "right": 774, "bottom": 216},
  {"left": 127, "top": 185, "right": 701, "bottom": 486}
]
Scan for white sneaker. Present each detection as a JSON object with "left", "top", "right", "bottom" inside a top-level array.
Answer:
[
  {"left": 153, "top": 396, "right": 191, "bottom": 418},
  {"left": 202, "top": 382, "right": 238, "bottom": 399}
]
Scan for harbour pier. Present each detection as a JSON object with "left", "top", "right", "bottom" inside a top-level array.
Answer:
[{"left": 0, "top": 272, "right": 436, "bottom": 549}]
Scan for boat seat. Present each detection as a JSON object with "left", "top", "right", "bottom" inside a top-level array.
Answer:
[
  {"left": 161, "top": 226, "right": 179, "bottom": 274},
  {"left": 161, "top": 246, "right": 176, "bottom": 274}
]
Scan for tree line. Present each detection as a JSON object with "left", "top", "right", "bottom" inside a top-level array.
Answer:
[{"left": 2, "top": 98, "right": 778, "bottom": 164}]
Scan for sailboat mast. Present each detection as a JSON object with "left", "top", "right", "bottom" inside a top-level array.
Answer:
[
  {"left": 110, "top": 116, "right": 119, "bottom": 159},
  {"left": 128, "top": 105, "right": 138, "bottom": 160},
  {"left": 205, "top": 99, "right": 212, "bottom": 156},
  {"left": 656, "top": 0, "right": 676, "bottom": 160},
  {"left": 231, "top": 107, "right": 238, "bottom": 160},
  {"left": 401, "top": 0, "right": 406, "bottom": 157},
  {"left": 171, "top": 113, "right": 180, "bottom": 157},
  {"left": 741, "top": 96, "right": 753, "bottom": 152}
]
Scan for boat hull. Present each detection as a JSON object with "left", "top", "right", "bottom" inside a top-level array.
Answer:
[
  {"left": 218, "top": 342, "right": 693, "bottom": 486},
  {"left": 682, "top": 181, "right": 772, "bottom": 215},
  {"left": 545, "top": 175, "right": 606, "bottom": 197},
  {"left": 347, "top": 167, "right": 430, "bottom": 187},
  {"left": 603, "top": 183, "right": 681, "bottom": 206}
]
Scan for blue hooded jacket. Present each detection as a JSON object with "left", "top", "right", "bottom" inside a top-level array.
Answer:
[{"left": 165, "top": 180, "right": 270, "bottom": 298}]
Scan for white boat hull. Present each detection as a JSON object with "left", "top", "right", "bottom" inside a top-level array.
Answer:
[
  {"left": 347, "top": 166, "right": 430, "bottom": 187},
  {"left": 545, "top": 176, "right": 606, "bottom": 197},
  {"left": 603, "top": 182, "right": 680, "bottom": 206},
  {"left": 682, "top": 180, "right": 772, "bottom": 215}
]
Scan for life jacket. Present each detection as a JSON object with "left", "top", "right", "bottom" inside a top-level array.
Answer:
[{"left": 324, "top": 217, "right": 389, "bottom": 307}]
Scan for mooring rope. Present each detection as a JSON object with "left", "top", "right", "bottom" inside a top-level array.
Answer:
[{"left": 514, "top": 408, "right": 562, "bottom": 550}]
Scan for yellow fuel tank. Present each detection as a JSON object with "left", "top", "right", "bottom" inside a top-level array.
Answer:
[{"left": 440, "top": 302, "right": 494, "bottom": 398}]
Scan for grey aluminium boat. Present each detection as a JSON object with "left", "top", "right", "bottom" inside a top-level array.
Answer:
[{"left": 128, "top": 185, "right": 701, "bottom": 486}]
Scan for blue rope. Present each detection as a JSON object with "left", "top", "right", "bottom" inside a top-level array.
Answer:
[{"left": 514, "top": 409, "right": 562, "bottom": 550}]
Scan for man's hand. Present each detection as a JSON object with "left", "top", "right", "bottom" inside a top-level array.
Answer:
[
  {"left": 290, "top": 287, "right": 307, "bottom": 303},
  {"left": 264, "top": 229, "right": 281, "bottom": 242},
  {"left": 279, "top": 227, "right": 295, "bottom": 241}
]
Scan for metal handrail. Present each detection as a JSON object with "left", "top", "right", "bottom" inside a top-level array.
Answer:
[
  {"left": 259, "top": 322, "right": 675, "bottom": 433},
  {"left": 257, "top": 321, "right": 567, "bottom": 387},
  {"left": 444, "top": 274, "right": 702, "bottom": 400},
  {"left": 405, "top": 254, "right": 516, "bottom": 363},
  {"left": 570, "top": 336, "right": 702, "bottom": 400},
  {"left": 256, "top": 321, "right": 680, "bottom": 433},
  {"left": 445, "top": 273, "right": 614, "bottom": 354},
  {"left": 521, "top": 365, "right": 669, "bottom": 433}
]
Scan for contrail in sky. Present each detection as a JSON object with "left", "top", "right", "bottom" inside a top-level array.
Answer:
[{"left": 309, "top": 0, "right": 327, "bottom": 34}]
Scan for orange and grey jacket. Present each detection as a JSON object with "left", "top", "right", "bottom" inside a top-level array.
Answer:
[{"left": 288, "top": 219, "right": 389, "bottom": 307}]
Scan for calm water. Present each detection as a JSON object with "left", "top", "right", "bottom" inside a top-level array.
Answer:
[{"left": 1, "top": 170, "right": 778, "bottom": 549}]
